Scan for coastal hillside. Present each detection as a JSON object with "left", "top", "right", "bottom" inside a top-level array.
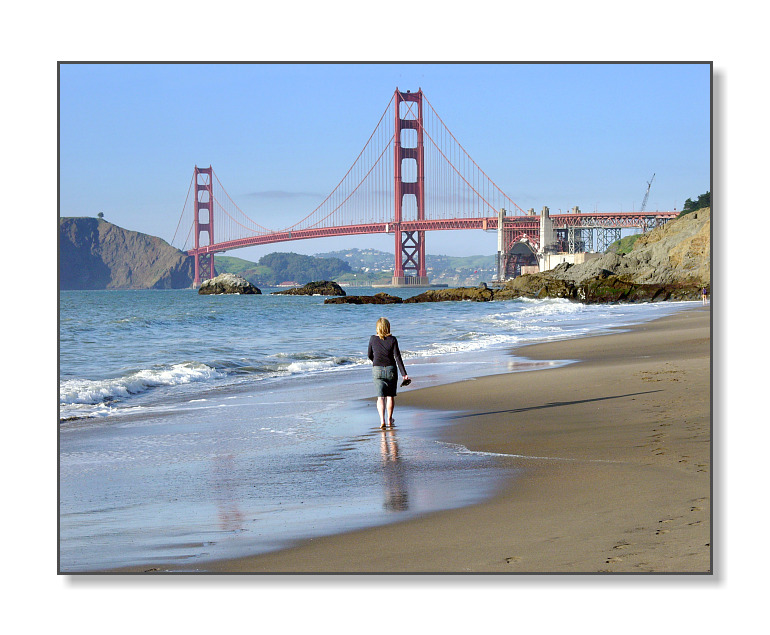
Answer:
[
  {"left": 59, "top": 217, "right": 194, "bottom": 289},
  {"left": 214, "top": 252, "right": 351, "bottom": 287},
  {"left": 496, "top": 207, "right": 710, "bottom": 303},
  {"left": 551, "top": 207, "right": 710, "bottom": 287}
]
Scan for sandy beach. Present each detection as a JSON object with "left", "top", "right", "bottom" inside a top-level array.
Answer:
[{"left": 188, "top": 305, "right": 710, "bottom": 574}]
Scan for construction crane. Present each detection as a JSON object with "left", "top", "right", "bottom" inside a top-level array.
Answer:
[{"left": 640, "top": 173, "right": 655, "bottom": 212}]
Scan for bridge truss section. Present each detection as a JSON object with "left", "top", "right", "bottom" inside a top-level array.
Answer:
[{"left": 565, "top": 225, "right": 623, "bottom": 254}]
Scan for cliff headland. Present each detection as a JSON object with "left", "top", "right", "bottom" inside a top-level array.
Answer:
[{"left": 59, "top": 217, "right": 194, "bottom": 290}]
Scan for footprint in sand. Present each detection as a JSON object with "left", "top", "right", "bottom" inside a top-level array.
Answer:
[{"left": 658, "top": 516, "right": 682, "bottom": 524}]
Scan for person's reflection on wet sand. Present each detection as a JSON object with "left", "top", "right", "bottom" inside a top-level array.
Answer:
[
  {"left": 212, "top": 453, "right": 245, "bottom": 531},
  {"left": 380, "top": 428, "right": 408, "bottom": 512}
]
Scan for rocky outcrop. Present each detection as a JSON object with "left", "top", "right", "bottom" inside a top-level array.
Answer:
[
  {"left": 324, "top": 292, "right": 403, "bottom": 305},
  {"left": 578, "top": 275, "right": 702, "bottom": 303},
  {"left": 198, "top": 273, "right": 261, "bottom": 295},
  {"left": 493, "top": 208, "right": 710, "bottom": 303},
  {"left": 388, "top": 210, "right": 709, "bottom": 305},
  {"left": 403, "top": 283, "right": 495, "bottom": 303},
  {"left": 482, "top": 272, "right": 704, "bottom": 304},
  {"left": 272, "top": 280, "right": 346, "bottom": 296},
  {"left": 547, "top": 208, "right": 711, "bottom": 287},
  {"left": 494, "top": 275, "right": 577, "bottom": 301},
  {"left": 59, "top": 217, "right": 194, "bottom": 289}
]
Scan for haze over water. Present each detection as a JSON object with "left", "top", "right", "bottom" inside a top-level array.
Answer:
[{"left": 59, "top": 287, "right": 698, "bottom": 571}]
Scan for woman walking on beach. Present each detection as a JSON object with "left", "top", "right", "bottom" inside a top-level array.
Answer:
[{"left": 368, "top": 317, "right": 410, "bottom": 429}]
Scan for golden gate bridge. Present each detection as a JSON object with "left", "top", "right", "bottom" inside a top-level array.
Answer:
[{"left": 172, "top": 88, "right": 677, "bottom": 286}]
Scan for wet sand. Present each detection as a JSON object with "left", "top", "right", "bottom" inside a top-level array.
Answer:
[{"left": 193, "top": 306, "right": 710, "bottom": 573}]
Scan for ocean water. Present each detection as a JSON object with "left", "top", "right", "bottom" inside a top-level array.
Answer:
[{"left": 59, "top": 287, "right": 698, "bottom": 571}]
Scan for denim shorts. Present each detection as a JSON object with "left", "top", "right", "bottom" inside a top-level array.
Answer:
[{"left": 372, "top": 365, "right": 397, "bottom": 397}]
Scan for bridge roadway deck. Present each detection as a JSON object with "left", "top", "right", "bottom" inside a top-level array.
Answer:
[{"left": 187, "top": 212, "right": 677, "bottom": 256}]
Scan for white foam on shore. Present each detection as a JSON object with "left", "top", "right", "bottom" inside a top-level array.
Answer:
[
  {"left": 284, "top": 356, "right": 365, "bottom": 374},
  {"left": 438, "top": 442, "right": 621, "bottom": 463},
  {"left": 60, "top": 362, "right": 224, "bottom": 407}
]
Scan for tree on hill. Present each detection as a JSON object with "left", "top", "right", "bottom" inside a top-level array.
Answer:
[{"left": 680, "top": 191, "right": 710, "bottom": 216}]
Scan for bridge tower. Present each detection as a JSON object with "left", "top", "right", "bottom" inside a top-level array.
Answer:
[
  {"left": 193, "top": 165, "right": 216, "bottom": 287},
  {"left": 392, "top": 89, "right": 429, "bottom": 286}
]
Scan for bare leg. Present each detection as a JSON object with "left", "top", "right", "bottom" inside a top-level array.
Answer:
[
  {"left": 386, "top": 396, "right": 395, "bottom": 427},
  {"left": 377, "top": 397, "right": 386, "bottom": 429}
]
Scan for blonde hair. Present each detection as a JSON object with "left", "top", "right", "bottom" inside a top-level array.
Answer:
[{"left": 376, "top": 317, "right": 391, "bottom": 340}]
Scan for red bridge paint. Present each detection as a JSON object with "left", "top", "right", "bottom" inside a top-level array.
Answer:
[{"left": 182, "top": 89, "right": 677, "bottom": 286}]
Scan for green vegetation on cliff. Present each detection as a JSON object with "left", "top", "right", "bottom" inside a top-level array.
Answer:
[
  {"left": 679, "top": 191, "right": 710, "bottom": 217},
  {"left": 607, "top": 234, "right": 641, "bottom": 255}
]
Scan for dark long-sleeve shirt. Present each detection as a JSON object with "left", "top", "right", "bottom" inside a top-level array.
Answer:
[{"left": 368, "top": 334, "right": 407, "bottom": 377}]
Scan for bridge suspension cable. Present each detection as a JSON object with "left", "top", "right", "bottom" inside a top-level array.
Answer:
[
  {"left": 421, "top": 94, "right": 527, "bottom": 217},
  {"left": 211, "top": 169, "right": 274, "bottom": 237},
  {"left": 282, "top": 92, "right": 397, "bottom": 232},
  {"left": 171, "top": 172, "right": 194, "bottom": 248},
  {"left": 173, "top": 89, "right": 526, "bottom": 252}
]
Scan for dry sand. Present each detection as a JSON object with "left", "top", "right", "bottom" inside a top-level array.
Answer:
[{"left": 195, "top": 306, "right": 710, "bottom": 574}]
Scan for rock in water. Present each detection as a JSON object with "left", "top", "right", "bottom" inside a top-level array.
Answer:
[
  {"left": 198, "top": 273, "right": 261, "bottom": 295},
  {"left": 324, "top": 292, "right": 403, "bottom": 304},
  {"left": 494, "top": 274, "right": 577, "bottom": 300},
  {"left": 272, "top": 281, "right": 346, "bottom": 296},
  {"left": 403, "top": 286, "right": 495, "bottom": 303}
]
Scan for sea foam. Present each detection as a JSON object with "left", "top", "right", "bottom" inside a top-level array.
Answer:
[{"left": 60, "top": 362, "right": 223, "bottom": 407}]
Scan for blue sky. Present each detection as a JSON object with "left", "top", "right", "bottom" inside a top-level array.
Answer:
[{"left": 59, "top": 62, "right": 710, "bottom": 260}]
